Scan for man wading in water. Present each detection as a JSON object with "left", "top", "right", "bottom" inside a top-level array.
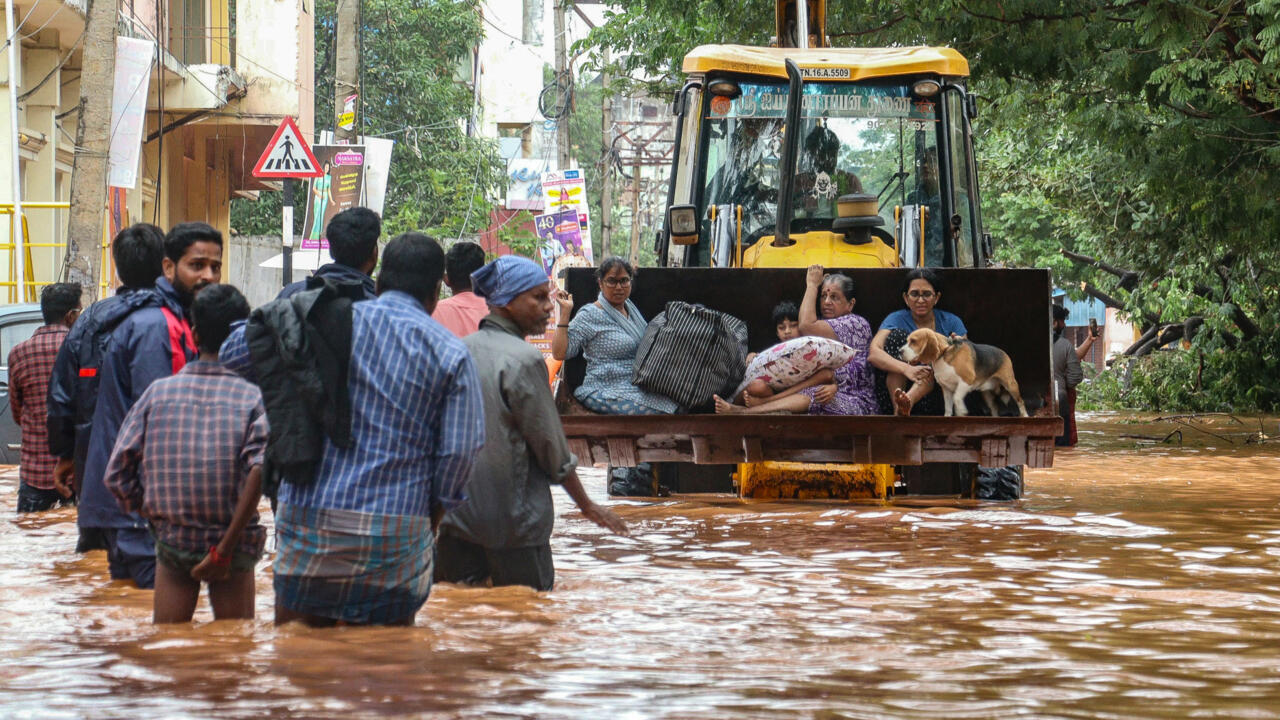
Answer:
[
  {"left": 436, "top": 255, "right": 628, "bottom": 591},
  {"left": 222, "top": 232, "right": 485, "bottom": 626}
]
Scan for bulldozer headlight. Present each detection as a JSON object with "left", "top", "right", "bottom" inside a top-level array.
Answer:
[
  {"left": 708, "top": 79, "right": 741, "bottom": 98},
  {"left": 912, "top": 79, "right": 941, "bottom": 97}
]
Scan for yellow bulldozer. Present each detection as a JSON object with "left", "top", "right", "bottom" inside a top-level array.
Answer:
[{"left": 557, "top": 0, "right": 1060, "bottom": 500}]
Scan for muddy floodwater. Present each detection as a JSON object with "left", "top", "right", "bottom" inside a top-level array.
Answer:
[{"left": 2, "top": 413, "right": 1279, "bottom": 718}]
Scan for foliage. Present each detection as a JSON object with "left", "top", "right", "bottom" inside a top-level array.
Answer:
[
  {"left": 578, "top": 0, "right": 1280, "bottom": 410},
  {"left": 1080, "top": 333, "right": 1280, "bottom": 413},
  {"left": 232, "top": 0, "right": 504, "bottom": 241},
  {"left": 496, "top": 210, "right": 540, "bottom": 260}
]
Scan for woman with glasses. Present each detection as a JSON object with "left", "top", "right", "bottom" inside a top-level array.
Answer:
[
  {"left": 869, "top": 268, "right": 968, "bottom": 415},
  {"left": 551, "top": 257, "right": 681, "bottom": 414}
]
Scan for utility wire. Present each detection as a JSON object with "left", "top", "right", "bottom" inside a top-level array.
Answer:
[
  {"left": 17, "top": 28, "right": 83, "bottom": 102},
  {"left": 0, "top": 0, "right": 41, "bottom": 50}
]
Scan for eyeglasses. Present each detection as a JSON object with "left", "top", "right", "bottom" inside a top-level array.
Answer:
[
  {"left": 907, "top": 291, "right": 936, "bottom": 300},
  {"left": 602, "top": 277, "right": 632, "bottom": 288}
]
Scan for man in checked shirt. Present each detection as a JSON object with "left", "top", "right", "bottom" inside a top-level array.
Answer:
[
  {"left": 104, "top": 285, "right": 267, "bottom": 623},
  {"left": 9, "top": 283, "right": 81, "bottom": 512}
]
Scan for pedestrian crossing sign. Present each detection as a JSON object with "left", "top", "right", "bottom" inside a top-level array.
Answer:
[{"left": 252, "top": 116, "right": 323, "bottom": 178}]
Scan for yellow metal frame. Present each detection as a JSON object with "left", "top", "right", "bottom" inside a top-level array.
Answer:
[
  {"left": 0, "top": 202, "right": 113, "bottom": 302},
  {"left": 683, "top": 45, "right": 970, "bottom": 81},
  {"left": 736, "top": 460, "right": 892, "bottom": 500},
  {"left": 743, "top": 230, "right": 900, "bottom": 269}
]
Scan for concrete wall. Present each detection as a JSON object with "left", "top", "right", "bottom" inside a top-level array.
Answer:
[
  {"left": 228, "top": 234, "right": 313, "bottom": 308},
  {"left": 475, "top": 0, "right": 602, "bottom": 161}
]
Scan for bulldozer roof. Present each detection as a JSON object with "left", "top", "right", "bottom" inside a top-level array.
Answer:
[{"left": 683, "top": 45, "right": 970, "bottom": 81}]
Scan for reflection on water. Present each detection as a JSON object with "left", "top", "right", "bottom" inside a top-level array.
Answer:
[{"left": 3, "top": 413, "right": 1280, "bottom": 717}]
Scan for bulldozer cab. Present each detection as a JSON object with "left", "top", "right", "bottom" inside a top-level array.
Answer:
[{"left": 662, "top": 46, "right": 986, "bottom": 272}]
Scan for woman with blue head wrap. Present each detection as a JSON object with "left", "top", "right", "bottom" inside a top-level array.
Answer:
[{"left": 550, "top": 256, "right": 681, "bottom": 415}]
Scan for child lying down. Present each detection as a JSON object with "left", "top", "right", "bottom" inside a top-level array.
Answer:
[{"left": 715, "top": 301, "right": 855, "bottom": 415}]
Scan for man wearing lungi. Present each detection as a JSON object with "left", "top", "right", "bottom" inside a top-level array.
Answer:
[
  {"left": 223, "top": 232, "right": 485, "bottom": 625},
  {"left": 436, "top": 255, "right": 628, "bottom": 591}
]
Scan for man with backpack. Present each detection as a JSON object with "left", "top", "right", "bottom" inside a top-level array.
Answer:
[
  {"left": 76, "top": 223, "right": 222, "bottom": 588},
  {"left": 47, "top": 224, "right": 166, "bottom": 548}
]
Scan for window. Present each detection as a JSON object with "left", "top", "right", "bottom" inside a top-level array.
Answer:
[
  {"left": 0, "top": 320, "right": 41, "bottom": 369},
  {"left": 168, "top": 0, "right": 207, "bottom": 65},
  {"left": 946, "top": 92, "right": 977, "bottom": 267},
  {"left": 699, "top": 81, "right": 941, "bottom": 260},
  {"left": 497, "top": 123, "right": 533, "bottom": 159}
]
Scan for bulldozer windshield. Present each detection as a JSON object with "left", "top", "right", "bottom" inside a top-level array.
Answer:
[{"left": 698, "top": 79, "right": 957, "bottom": 265}]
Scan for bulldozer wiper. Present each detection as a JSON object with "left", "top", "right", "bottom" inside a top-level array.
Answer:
[{"left": 877, "top": 171, "right": 910, "bottom": 202}]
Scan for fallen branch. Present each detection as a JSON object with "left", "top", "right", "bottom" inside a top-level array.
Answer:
[
  {"left": 1120, "top": 430, "right": 1183, "bottom": 445},
  {"left": 1153, "top": 413, "right": 1243, "bottom": 424},
  {"left": 1169, "top": 418, "right": 1235, "bottom": 444}
]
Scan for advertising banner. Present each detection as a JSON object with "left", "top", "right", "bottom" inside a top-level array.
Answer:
[
  {"left": 541, "top": 169, "right": 591, "bottom": 245},
  {"left": 108, "top": 37, "right": 155, "bottom": 189},
  {"left": 507, "top": 159, "right": 548, "bottom": 211},
  {"left": 300, "top": 145, "right": 367, "bottom": 250},
  {"left": 534, "top": 207, "right": 592, "bottom": 279}
]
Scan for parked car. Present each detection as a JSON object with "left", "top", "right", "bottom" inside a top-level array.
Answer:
[{"left": 0, "top": 304, "right": 47, "bottom": 465}]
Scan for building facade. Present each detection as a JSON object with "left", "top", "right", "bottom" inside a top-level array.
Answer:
[{"left": 0, "top": 0, "right": 313, "bottom": 298}]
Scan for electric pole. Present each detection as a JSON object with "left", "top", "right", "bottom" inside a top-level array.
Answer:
[
  {"left": 553, "top": 0, "right": 571, "bottom": 171},
  {"left": 62, "top": 0, "right": 118, "bottom": 302},
  {"left": 599, "top": 48, "right": 613, "bottom": 257},
  {"left": 334, "top": 0, "right": 360, "bottom": 143},
  {"left": 628, "top": 159, "right": 641, "bottom": 265}
]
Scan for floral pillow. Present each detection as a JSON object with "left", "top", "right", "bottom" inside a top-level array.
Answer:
[{"left": 733, "top": 336, "right": 858, "bottom": 398}]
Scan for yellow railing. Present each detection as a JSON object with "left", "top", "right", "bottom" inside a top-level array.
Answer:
[{"left": 0, "top": 202, "right": 113, "bottom": 303}]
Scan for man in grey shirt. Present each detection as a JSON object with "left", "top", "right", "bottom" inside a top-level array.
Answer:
[
  {"left": 436, "top": 255, "right": 627, "bottom": 590},
  {"left": 1052, "top": 305, "right": 1083, "bottom": 447}
]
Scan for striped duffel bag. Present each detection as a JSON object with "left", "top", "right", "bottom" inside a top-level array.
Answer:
[{"left": 632, "top": 301, "right": 749, "bottom": 410}]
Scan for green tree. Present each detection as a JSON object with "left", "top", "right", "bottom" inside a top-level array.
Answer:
[
  {"left": 578, "top": 0, "right": 1280, "bottom": 410},
  {"left": 233, "top": 0, "right": 504, "bottom": 240}
]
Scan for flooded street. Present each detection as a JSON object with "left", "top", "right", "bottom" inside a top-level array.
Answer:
[{"left": 2, "top": 414, "right": 1279, "bottom": 718}]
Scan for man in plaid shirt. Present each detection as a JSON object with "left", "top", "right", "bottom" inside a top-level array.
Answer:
[
  {"left": 9, "top": 283, "right": 81, "bottom": 512},
  {"left": 104, "top": 285, "right": 267, "bottom": 623}
]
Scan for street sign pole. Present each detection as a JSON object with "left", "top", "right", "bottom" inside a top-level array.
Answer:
[
  {"left": 252, "top": 116, "right": 323, "bottom": 288},
  {"left": 282, "top": 178, "right": 295, "bottom": 288}
]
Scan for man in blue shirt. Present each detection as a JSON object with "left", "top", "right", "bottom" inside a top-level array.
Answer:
[
  {"left": 279, "top": 207, "right": 380, "bottom": 301},
  {"left": 79, "top": 223, "right": 222, "bottom": 588},
  {"left": 222, "top": 232, "right": 485, "bottom": 626}
]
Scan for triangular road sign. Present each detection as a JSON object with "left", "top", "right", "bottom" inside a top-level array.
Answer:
[{"left": 252, "top": 117, "right": 323, "bottom": 179}]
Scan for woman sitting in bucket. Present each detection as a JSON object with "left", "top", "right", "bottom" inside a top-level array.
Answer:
[{"left": 551, "top": 257, "right": 680, "bottom": 415}]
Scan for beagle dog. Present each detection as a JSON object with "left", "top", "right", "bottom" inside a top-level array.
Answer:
[{"left": 900, "top": 328, "right": 1029, "bottom": 417}]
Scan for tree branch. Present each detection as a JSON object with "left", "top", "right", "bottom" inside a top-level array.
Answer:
[
  {"left": 830, "top": 14, "right": 906, "bottom": 38},
  {"left": 1122, "top": 326, "right": 1159, "bottom": 356},
  {"left": 1060, "top": 248, "right": 1140, "bottom": 289},
  {"left": 957, "top": 0, "right": 1148, "bottom": 25}
]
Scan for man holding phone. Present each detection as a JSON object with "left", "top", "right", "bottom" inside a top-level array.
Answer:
[{"left": 1065, "top": 318, "right": 1102, "bottom": 446}]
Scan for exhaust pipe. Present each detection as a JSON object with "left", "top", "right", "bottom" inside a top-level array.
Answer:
[{"left": 772, "top": 59, "right": 804, "bottom": 247}]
